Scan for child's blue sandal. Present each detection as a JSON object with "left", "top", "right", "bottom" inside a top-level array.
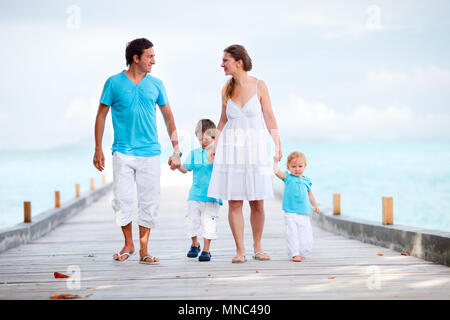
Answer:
[
  {"left": 187, "top": 245, "right": 201, "bottom": 258},
  {"left": 198, "top": 251, "right": 211, "bottom": 262}
]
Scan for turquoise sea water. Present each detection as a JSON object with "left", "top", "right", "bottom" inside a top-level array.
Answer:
[
  {"left": 0, "top": 144, "right": 102, "bottom": 229},
  {"left": 1, "top": 140, "right": 449, "bottom": 232}
]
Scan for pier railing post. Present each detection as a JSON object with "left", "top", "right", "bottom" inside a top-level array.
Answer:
[
  {"left": 333, "top": 193, "right": 341, "bottom": 215},
  {"left": 382, "top": 197, "right": 393, "bottom": 225},
  {"left": 75, "top": 184, "right": 80, "bottom": 198},
  {"left": 102, "top": 174, "right": 105, "bottom": 185},
  {"left": 55, "top": 191, "right": 60, "bottom": 208},
  {"left": 24, "top": 201, "right": 31, "bottom": 223},
  {"left": 90, "top": 178, "right": 95, "bottom": 191}
]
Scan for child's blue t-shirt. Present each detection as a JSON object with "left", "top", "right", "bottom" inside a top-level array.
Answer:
[
  {"left": 184, "top": 147, "right": 223, "bottom": 205},
  {"left": 100, "top": 71, "right": 169, "bottom": 156},
  {"left": 282, "top": 171, "right": 312, "bottom": 214}
]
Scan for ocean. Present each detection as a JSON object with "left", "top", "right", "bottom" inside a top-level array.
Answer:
[{"left": 1, "top": 139, "right": 449, "bottom": 232}]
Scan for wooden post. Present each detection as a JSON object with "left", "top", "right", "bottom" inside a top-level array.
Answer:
[
  {"left": 24, "top": 201, "right": 31, "bottom": 223},
  {"left": 333, "top": 193, "right": 341, "bottom": 215},
  {"left": 75, "top": 184, "right": 80, "bottom": 198},
  {"left": 102, "top": 174, "right": 105, "bottom": 185},
  {"left": 382, "top": 197, "right": 394, "bottom": 225},
  {"left": 55, "top": 191, "right": 60, "bottom": 208},
  {"left": 90, "top": 178, "right": 95, "bottom": 190}
]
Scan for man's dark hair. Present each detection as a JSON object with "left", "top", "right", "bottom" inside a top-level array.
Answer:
[{"left": 125, "top": 38, "right": 153, "bottom": 66}]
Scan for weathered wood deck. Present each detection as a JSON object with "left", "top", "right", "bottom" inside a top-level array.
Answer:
[{"left": 0, "top": 185, "right": 448, "bottom": 300}]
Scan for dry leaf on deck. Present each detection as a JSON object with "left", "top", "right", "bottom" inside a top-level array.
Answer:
[
  {"left": 50, "top": 293, "right": 81, "bottom": 299},
  {"left": 54, "top": 272, "right": 70, "bottom": 279},
  {"left": 328, "top": 277, "right": 336, "bottom": 279},
  {"left": 377, "top": 253, "right": 384, "bottom": 256}
]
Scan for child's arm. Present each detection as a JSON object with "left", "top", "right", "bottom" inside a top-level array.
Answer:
[
  {"left": 273, "top": 160, "right": 286, "bottom": 180},
  {"left": 177, "top": 165, "right": 189, "bottom": 174},
  {"left": 308, "top": 190, "right": 320, "bottom": 213}
]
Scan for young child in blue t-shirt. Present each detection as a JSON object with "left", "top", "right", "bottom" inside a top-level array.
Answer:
[
  {"left": 274, "top": 151, "right": 319, "bottom": 262},
  {"left": 176, "top": 119, "right": 222, "bottom": 262}
]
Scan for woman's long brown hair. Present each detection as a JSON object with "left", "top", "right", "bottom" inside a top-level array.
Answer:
[{"left": 223, "top": 44, "right": 252, "bottom": 100}]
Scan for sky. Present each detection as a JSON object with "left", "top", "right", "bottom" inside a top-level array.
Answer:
[{"left": 0, "top": 0, "right": 449, "bottom": 150}]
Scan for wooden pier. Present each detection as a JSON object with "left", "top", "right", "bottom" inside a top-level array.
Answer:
[{"left": 0, "top": 185, "right": 448, "bottom": 299}]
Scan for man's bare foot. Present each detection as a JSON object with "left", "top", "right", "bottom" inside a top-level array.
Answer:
[
  {"left": 292, "top": 256, "right": 304, "bottom": 262},
  {"left": 113, "top": 245, "right": 135, "bottom": 262}
]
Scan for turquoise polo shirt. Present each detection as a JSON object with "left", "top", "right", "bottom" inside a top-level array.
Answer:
[
  {"left": 100, "top": 71, "right": 169, "bottom": 156},
  {"left": 282, "top": 171, "right": 312, "bottom": 214},
  {"left": 184, "top": 147, "right": 223, "bottom": 205}
]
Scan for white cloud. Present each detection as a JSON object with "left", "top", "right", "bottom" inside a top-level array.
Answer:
[
  {"left": 278, "top": 2, "right": 411, "bottom": 38},
  {"left": 365, "top": 66, "right": 450, "bottom": 94},
  {"left": 278, "top": 94, "right": 450, "bottom": 140}
]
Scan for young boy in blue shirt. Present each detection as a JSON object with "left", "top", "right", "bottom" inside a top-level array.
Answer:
[{"left": 176, "top": 119, "right": 222, "bottom": 261}]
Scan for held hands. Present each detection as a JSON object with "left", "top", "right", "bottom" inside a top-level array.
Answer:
[
  {"left": 168, "top": 154, "right": 181, "bottom": 170},
  {"left": 273, "top": 146, "right": 282, "bottom": 163},
  {"left": 205, "top": 143, "right": 215, "bottom": 164},
  {"left": 210, "top": 141, "right": 217, "bottom": 160}
]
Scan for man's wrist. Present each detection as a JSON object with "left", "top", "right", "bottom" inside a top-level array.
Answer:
[{"left": 172, "top": 151, "right": 182, "bottom": 157}]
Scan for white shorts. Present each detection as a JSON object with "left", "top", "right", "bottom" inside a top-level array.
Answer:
[
  {"left": 111, "top": 151, "right": 160, "bottom": 229},
  {"left": 284, "top": 212, "right": 313, "bottom": 258},
  {"left": 185, "top": 200, "right": 220, "bottom": 240}
]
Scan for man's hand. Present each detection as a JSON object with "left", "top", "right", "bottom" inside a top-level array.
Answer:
[
  {"left": 93, "top": 149, "right": 105, "bottom": 171},
  {"left": 168, "top": 155, "right": 181, "bottom": 170},
  {"left": 313, "top": 206, "right": 320, "bottom": 214}
]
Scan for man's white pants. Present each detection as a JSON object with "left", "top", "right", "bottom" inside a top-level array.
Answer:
[
  {"left": 284, "top": 212, "right": 313, "bottom": 258},
  {"left": 185, "top": 200, "right": 219, "bottom": 240},
  {"left": 112, "top": 151, "right": 160, "bottom": 229}
]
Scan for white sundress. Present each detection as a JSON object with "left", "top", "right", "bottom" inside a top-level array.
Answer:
[{"left": 207, "top": 79, "right": 273, "bottom": 201}]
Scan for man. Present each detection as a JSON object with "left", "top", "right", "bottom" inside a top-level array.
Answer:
[{"left": 93, "top": 38, "right": 181, "bottom": 264}]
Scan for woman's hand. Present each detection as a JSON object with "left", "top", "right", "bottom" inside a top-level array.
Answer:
[
  {"left": 210, "top": 141, "right": 217, "bottom": 159},
  {"left": 273, "top": 146, "right": 282, "bottom": 162},
  {"left": 205, "top": 143, "right": 215, "bottom": 164}
]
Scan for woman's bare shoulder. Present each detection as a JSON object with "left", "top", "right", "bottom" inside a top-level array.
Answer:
[
  {"left": 256, "top": 79, "right": 269, "bottom": 98},
  {"left": 256, "top": 78, "right": 267, "bottom": 88}
]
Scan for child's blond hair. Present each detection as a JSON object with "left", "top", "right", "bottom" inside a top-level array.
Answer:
[
  {"left": 287, "top": 151, "right": 307, "bottom": 167},
  {"left": 194, "top": 119, "right": 217, "bottom": 138}
]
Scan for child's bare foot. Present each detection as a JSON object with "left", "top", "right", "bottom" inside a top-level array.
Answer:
[{"left": 292, "top": 256, "right": 304, "bottom": 262}]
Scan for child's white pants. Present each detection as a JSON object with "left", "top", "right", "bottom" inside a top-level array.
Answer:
[
  {"left": 111, "top": 151, "right": 160, "bottom": 229},
  {"left": 284, "top": 212, "right": 313, "bottom": 258},
  {"left": 185, "top": 200, "right": 220, "bottom": 240}
]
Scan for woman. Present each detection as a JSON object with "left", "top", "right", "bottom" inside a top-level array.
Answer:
[{"left": 208, "top": 44, "right": 282, "bottom": 263}]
